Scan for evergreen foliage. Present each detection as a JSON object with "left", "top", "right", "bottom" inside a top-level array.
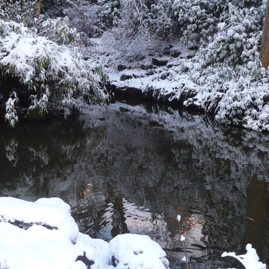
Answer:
[
  {"left": 118, "top": 0, "right": 176, "bottom": 38},
  {"left": 0, "top": 0, "right": 36, "bottom": 27},
  {"left": 0, "top": 1, "right": 108, "bottom": 127},
  {"left": 97, "top": 0, "right": 121, "bottom": 26}
]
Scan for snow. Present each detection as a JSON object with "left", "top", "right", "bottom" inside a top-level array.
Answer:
[
  {"left": 0, "top": 19, "right": 108, "bottom": 127},
  {"left": 109, "top": 234, "right": 169, "bottom": 269},
  {"left": 0, "top": 197, "right": 78, "bottom": 242},
  {"left": 0, "top": 197, "right": 169, "bottom": 269},
  {"left": 221, "top": 244, "right": 266, "bottom": 269},
  {"left": 0, "top": 223, "right": 83, "bottom": 269},
  {"left": 1, "top": 0, "right": 269, "bottom": 132},
  {"left": 78, "top": 0, "right": 269, "bottom": 133},
  {"left": 1, "top": 198, "right": 264, "bottom": 269}
]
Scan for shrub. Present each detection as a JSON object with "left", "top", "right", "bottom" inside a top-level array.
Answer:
[
  {"left": 117, "top": 0, "right": 175, "bottom": 38},
  {"left": 199, "top": 2, "right": 264, "bottom": 67},
  {"left": 0, "top": 20, "right": 108, "bottom": 127},
  {"left": 0, "top": 0, "right": 36, "bottom": 27},
  {"left": 172, "top": 0, "right": 221, "bottom": 45},
  {"left": 97, "top": 0, "right": 121, "bottom": 26},
  {"left": 36, "top": 16, "right": 80, "bottom": 45}
]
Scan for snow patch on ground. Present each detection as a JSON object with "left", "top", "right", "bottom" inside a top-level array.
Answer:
[
  {"left": 0, "top": 197, "right": 169, "bottom": 269},
  {"left": 109, "top": 234, "right": 169, "bottom": 269},
  {"left": 0, "top": 197, "right": 78, "bottom": 242}
]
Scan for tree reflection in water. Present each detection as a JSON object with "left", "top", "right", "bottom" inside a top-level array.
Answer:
[
  {"left": 245, "top": 173, "right": 267, "bottom": 260},
  {"left": 0, "top": 100, "right": 269, "bottom": 268}
]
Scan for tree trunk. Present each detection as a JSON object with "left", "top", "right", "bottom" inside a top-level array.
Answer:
[
  {"left": 260, "top": 0, "right": 269, "bottom": 68},
  {"left": 36, "top": 0, "right": 41, "bottom": 19}
]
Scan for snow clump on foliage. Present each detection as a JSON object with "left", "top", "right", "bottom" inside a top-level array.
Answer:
[
  {"left": 0, "top": 18, "right": 108, "bottom": 127},
  {"left": 175, "top": 0, "right": 269, "bottom": 131}
]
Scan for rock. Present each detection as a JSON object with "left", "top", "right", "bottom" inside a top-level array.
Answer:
[
  {"left": 167, "top": 63, "right": 178, "bottom": 68},
  {"left": 140, "top": 64, "right": 153, "bottom": 70},
  {"left": 127, "top": 54, "right": 145, "bottom": 62},
  {"left": 186, "top": 54, "right": 195, "bottom": 59},
  {"left": 159, "top": 72, "right": 169, "bottom": 80},
  {"left": 76, "top": 233, "right": 110, "bottom": 269},
  {"left": 170, "top": 49, "right": 181, "bottom": 58},
  {"left": 188, "top": 45, "right": 199, "bottom": 51},
  {"left": 146, "top": 70, "right": 155, "bottom": 76},
  {"left": 152, "top": 58, "right": 168, "bottom": 66},
  {"left": 117, "top": 64, "right": 127, "bottom": 71},
  {"left": 163, "top": 46, "right": 181, "bottom": 58},
  {"left": 263, "top": 94, "right": 269, "bottom": 103},
  {"left": 120, "top": 74, "right": 133, "bottom": 81},
  {"left": 221, "top": 244, "right": 265, "bottom": 269},
  {"left": 111, "top": 85, "right": 143, "bottom": 99},
  {"left": 0, "top": 198, "right": 171, "bottom": 269},
  {"left": 163, "top": 45, "right": 173, "bottom": 55},
  {"left": 0, "top": 197, "right": 79, "bottom": 243},
  {"left": 182, "top": 66, "right": 190, "bottom": 72},
  {"left": 109, "top": 234, "right": 169, "bottom": 269},
  {"left": 133, "top": 74, "right": 144, "bottom": 78}
]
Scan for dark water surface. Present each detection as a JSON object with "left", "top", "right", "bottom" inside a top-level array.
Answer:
[{"left": 1, "top": 100, "right": 269, "bottom": 269}]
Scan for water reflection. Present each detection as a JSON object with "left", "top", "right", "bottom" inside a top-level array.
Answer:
[
  {"left": 0, "top": 100, "right": 269, "bottom": 268},
  {"left": 245, "top": 173, "right": 267, "bottom": 260}
]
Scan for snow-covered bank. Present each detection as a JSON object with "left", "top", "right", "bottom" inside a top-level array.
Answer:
[
  {"left": 1, "top": 0, "right": 268, "bottom": 131},
  {"left": 88, "top": 33, "right": 269, "bottom": 132},
  {"left": 0, "top": 197, "right": 266, "bottom": 269},
  {"left": 78, "top": 0, "right": 269, "bottom": 132},
  {"left": 0, "top": 197, "right": 169, "bottom": 269}
]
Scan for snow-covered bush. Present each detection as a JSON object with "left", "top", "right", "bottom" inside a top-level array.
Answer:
[
  {"left": 118, "top": 0, "right": 150, "bottom": 37},
  {"left": 172, "top": 0, "right": 265, "bottom": 47},
  {"left": 142, "top": 0, "right": 175, "bottom": 38},
  {"left": 178, "top": 0, "right": 269, "bottom": 131},
  {"left": 97, "top": 0, "right": 121, "bottom": 26},
  {"left": 0, "top": 0, "right": 36, "bottom": 27},
  {"left": 0, "top": 20, "right": 108, "bottom": 126},
  {"left": 117, "top": 0, "right": 175, "bottom": 38},
  {"left": 183, "top": 56, "right": 269, "bottom": 131},
  {"left": 200, "top": 2, "right": 264, "bottom": 67},
  {"left": 172, "top": 0, "right": 220, "bottom": 45},
  {"left": 214, "top": 67, "right": 269, "bottom": 131},
  {"left": 36, "top": 17, "right": 80, "bottom": 45}
]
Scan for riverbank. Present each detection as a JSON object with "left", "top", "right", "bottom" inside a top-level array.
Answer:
[
  {"left": 82, "top": 29, "right": 269, "bottom": 132},
  {"left": 1, "top": 1, "right": 268, "bottom": 131}
]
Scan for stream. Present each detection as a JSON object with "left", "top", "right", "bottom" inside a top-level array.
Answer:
[{"left": 0, "top": 98, "right": 269, "bottom": 269}]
